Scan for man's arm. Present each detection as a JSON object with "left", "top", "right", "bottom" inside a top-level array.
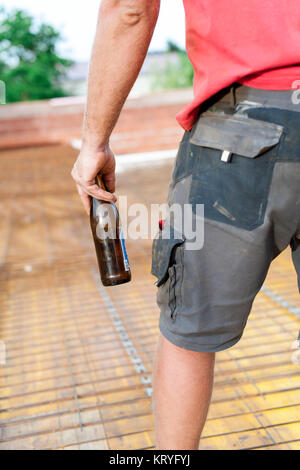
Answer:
[{"left": 72, "top": 0, "right": 161, "bottom": 213}]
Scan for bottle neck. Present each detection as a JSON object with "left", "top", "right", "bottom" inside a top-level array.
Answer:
[
  {"left": 94, "top": 175, "right": 118, "bottom": 213},
  {"left": 96, "top": 175, "right": 107, "bottom": 191}
]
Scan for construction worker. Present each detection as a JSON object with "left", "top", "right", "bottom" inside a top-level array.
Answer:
[{"left": 72, "top": 0, "right": 300, "bottom": 449}]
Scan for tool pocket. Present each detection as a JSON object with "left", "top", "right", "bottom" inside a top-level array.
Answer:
[
  {"left": 152, "top": 225, "right": 185, "bottom": 320},
  {"left": 189, "top": 112, "right": 284, "bottom": 230}
]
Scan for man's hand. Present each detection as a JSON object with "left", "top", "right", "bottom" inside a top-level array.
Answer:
[{"left": 71, "top": 144, "right": 117, "bottom": 215}]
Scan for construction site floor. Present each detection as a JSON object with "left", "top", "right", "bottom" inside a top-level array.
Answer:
[{"left": 0, "top": 145, "right": 300, "bottom": 450}]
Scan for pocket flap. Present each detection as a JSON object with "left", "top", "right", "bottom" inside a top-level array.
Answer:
[
  {"left": 151, "top": 226, "right": 185, "bottom": 287},
  {"left": 190, "top": 112, "right": 284, "bottom": 158}
]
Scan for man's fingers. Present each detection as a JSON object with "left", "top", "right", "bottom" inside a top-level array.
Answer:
[
  {"left": 87, "top": 183, "right": 117, "bottom": 202},
  {"left": 76, "top": 185, "right": 91, "bottom": 215},
  {"left": 103, "top": 172, "right": 116, "bottom": 194},
  {"left": 78, "top": 182, "right": 117, "bottom": 203}
]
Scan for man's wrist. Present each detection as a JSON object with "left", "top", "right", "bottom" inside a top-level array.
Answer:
[{"left": 82, "top": 133, "right": 110, "bottom": 152}]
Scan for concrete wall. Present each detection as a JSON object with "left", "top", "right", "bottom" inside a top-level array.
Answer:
[{"left": 0, "top": 89, "right": 193, "bottom": 154}]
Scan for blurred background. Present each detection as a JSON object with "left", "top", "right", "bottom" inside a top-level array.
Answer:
[
  {"left": 0, "top": 0, "right": 300, "bottom": 451},
  {"left": 0, "top": 0, "right": 190, "bottom": 101}
]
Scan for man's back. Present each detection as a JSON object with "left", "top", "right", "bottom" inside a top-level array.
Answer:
[{"left": 178, "top": 0, "right": 300, "bottom": 129}]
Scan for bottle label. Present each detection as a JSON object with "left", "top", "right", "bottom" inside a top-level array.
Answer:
[{"left": 120, "top": 228, "right": 130, "bottom": 272}]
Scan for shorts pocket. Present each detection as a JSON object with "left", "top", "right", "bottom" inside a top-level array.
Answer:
[
  {"left": 189, "top": 111, "right": 284, "bottom": 230},
  {"left": 152, "top": 225, "right": 185, "bottom": 320},
  {"left": 151, "top": 225, "right": 185, "bottom": 287}
]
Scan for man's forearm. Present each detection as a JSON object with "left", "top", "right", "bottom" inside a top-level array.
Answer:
[
  {"left": 83, "top": 0, "right": 160, "bottom": 150},
  {"left": 72, "top": 0, "right": 160, "bottom": 212}
]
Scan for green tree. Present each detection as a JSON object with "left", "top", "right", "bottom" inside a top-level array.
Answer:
[
  {"left": 0, "top": 8, "right": 72, "bottom": 103},
  {"left": 151, "top": 41, "right": 194, "bottom": 91}
]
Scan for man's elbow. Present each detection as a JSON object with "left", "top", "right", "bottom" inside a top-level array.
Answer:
[
  {"left": 121, "top": 7, "right": 143, "bottom": 26},
  {"left": 103, "top": 0, "right": 160, "bottom": 27}
]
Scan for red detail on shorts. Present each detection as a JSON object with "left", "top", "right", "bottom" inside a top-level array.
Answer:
[{"left": 159, "top": 219, "right": 165, "bottom": 231}]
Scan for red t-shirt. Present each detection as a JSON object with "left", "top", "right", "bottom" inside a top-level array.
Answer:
[{"left": 177, "top": 0, "right": 300, "bottom": 130}]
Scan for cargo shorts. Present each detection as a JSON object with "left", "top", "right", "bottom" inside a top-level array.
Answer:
[{"left": 152, "top": 85, "right": 300, "bottom": 352}]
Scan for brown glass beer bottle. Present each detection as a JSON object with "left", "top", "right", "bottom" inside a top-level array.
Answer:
[{"left": 90, "top": 176, "right": 131, "bottom": 287}]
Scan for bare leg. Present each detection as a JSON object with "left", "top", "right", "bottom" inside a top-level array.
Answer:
[{"left": 153, "top": 333, "right": 215, "bottom": 450}]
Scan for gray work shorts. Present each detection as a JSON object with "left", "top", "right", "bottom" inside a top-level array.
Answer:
[{"left": 152, "top": 85, "right": 300, "bottom": 352}]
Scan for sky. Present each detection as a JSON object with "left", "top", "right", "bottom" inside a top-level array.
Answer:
[{"left": 3, "top": 0, "right": 186, "bottom": 61}]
